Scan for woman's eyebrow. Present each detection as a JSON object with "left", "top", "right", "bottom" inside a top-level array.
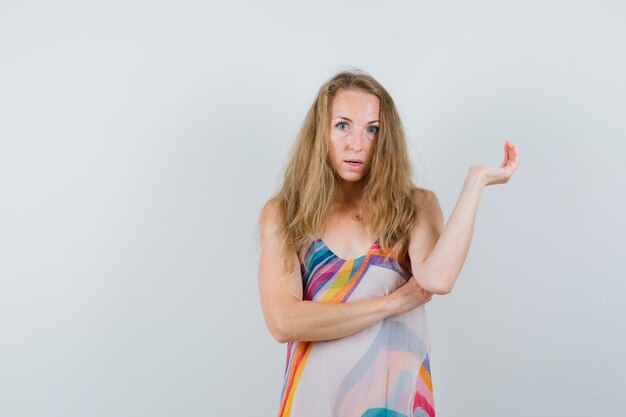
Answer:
[{"left": 334, "top": 116, "right": 380, "bottom": 124}]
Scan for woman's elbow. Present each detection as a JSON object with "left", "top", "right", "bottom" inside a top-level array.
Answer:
[
  {"left": 415, "top": 275, "right": 452, "bottom": 295},
  {"left": 271, "top": 312, "right": 294, "bottom": 344},
  {"left": 269, "top": 327, "right": 288, "bottom": 344},
  {"left": 432, "top": 283, "right": 453, "bottom": 295},
  {"left": 426, "top": 277, "right": 454, "bottom": 295}
]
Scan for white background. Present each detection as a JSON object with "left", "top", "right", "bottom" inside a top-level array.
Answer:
[{"left": 1, "top": 1, "right": 624, "bottom": 416}]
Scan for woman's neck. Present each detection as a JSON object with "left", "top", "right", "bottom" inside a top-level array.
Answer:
[{"left": 335, "top": 180, "right": 365, "bottom": 206}]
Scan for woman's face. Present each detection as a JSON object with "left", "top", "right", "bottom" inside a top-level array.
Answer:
[{"left": 326, "top": 89, "right": 380, "bottom": 183}]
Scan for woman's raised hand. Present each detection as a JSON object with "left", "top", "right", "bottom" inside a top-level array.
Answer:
[{"left": 469, "top": 140, "right": 520, "bottom": 186}]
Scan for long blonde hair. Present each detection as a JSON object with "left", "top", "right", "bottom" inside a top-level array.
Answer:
[{"left": 263, "top": 69, "right": 426, "bottom": 273}]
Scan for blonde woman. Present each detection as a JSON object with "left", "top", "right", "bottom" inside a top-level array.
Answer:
[{"left": 258, "top": 70, "right": 520, "bottom": 417}]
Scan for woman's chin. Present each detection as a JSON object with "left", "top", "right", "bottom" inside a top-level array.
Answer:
[{"left": 336, "top": 173, "right": 366, "bottom": 184}]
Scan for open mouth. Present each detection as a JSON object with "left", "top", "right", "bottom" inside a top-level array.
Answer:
[{"left": 345, "top": 160, "right": 363, "bottom": 166}]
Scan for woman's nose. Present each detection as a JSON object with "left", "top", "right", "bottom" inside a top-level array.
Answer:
[{"left": 348, "top": 130, "right": 364, "bottom": 151}]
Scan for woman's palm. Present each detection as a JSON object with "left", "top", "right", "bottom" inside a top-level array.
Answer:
[{"left": 469, "top": 140, "right": 520, "bottom": 186}]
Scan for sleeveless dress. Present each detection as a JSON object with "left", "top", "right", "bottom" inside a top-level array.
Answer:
[{"left": 277, "top": 236, "right": 435, "bottom": 417}]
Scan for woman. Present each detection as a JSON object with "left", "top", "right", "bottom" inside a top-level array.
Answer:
[{"left": 257, "top": 70, "right": 520, "bottom": 417}]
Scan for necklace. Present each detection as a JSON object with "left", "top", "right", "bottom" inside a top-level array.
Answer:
[{"left": 337, "top": 200, "right": 363, "bottom": 221}]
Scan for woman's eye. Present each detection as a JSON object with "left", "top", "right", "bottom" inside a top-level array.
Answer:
[
  {"left": 336, "top": 122, "right": 348, "bottom": 130},
  {"left": 368, "top": 126, "right": 379, "bottom": 135}
]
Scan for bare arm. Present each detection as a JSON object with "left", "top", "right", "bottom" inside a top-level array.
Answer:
[
  {"left": 412, "top": 174, "right": 485, "bottom": 294},
  {"left": 258, "top": 199, "right": 430, "bottom": 343},
  {"left": 410, "top": 141, "right": 520, "bottom": 294}
]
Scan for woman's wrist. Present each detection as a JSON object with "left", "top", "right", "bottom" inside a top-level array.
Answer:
[
  {"left": 380, "top": 294, "right": 401, "bottom": 318},
  {"left": 466, "top": 166, "right": 488, "bottom": 188}
]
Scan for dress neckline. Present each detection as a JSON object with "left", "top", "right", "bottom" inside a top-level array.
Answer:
[{"left": 315, "top": 234, "right": 379, "bottom": 262}]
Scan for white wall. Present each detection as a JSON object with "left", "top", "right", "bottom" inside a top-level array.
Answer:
[{"left": 1, "top": 1, "right": 624, "bottom": 416}]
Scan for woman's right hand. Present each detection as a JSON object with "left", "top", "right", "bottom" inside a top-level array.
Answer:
[{"left": 386, "top": 277, "right": 433, "bottom": 315}]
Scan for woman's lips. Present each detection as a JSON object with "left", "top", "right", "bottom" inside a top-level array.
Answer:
[{"left": 343, "top": 160, "right": 364, "bottom": 171}]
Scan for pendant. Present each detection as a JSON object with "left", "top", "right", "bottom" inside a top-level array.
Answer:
[{"left": 352, "top": 214, "right": 362, "bottom": 221}]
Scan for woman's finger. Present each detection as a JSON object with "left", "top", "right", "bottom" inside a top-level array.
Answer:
[
  {"left": 501, "top": 141, "right": 511, "bottom": 168},
  {"left": 505, "top": 142, "right": 518, "bottom": 169},
  {"left": 508, "top": 144, "right": 520, "bottom": 170}
]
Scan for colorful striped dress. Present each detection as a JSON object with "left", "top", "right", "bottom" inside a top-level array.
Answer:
[{"left": 277, "top": 236, "right": 435, "bottom": 417}]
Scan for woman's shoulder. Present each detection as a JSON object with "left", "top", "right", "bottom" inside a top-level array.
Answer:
[
  {"left": 260, "top": 197, "right": 314, "bottom": 270},
  {"left": 412, "top": 186, "right": 438, "bottom": 207},
  {"left": 258, "top": 197, "right": 285, "bottom": 237},
  {"left": 261, "top": 196, "right": 280, "bottom": 216},
  {"left": 411, "top": 187, "right": 443, "bottom": 227}
]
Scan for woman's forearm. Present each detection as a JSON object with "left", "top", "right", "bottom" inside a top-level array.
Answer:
[
  {"left": 426, "top": 172, "right": 486, "bottom": 293},
  {"left": 277, "top": 296, "right": 396, "bottom": 343}
]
